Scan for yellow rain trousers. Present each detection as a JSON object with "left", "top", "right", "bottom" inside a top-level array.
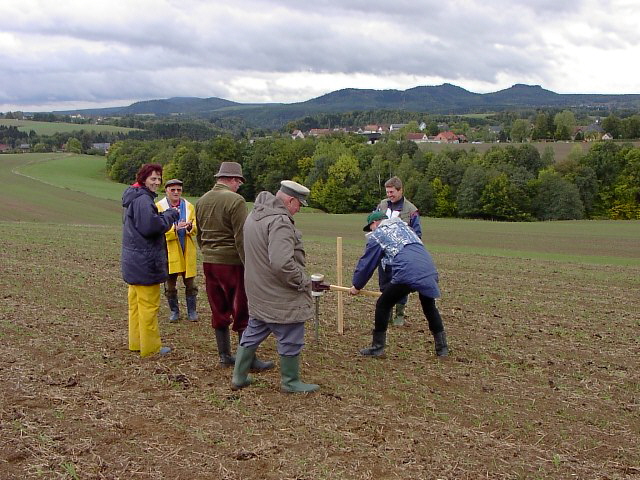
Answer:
[{"left": 128, "top": 284, "right": 163, "bottom": 357}]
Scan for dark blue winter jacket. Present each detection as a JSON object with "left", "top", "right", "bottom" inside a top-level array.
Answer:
[{"left": 121, "top": 185, "right": 180, "bottom": 285}]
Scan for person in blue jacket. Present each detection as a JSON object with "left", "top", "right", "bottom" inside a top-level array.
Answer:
[
  {"left": 122, "top": 163, "right": 180, "bottom": 357},
  {"left": 349, "top": 211, "right": 449, "bottom": 357}
]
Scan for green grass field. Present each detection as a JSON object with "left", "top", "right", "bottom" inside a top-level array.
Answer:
[
  {"left": 5, "top": 152, "right": 640, "bottom": 266},
  {"left": 418, "top": 140, "right": 640, "bottom": 163},
  {"left": 0, "top": 118, "right": 139, "bottom": 135},
  {"left": 1, "top": 152, "right": 639, "bottom": 479}
]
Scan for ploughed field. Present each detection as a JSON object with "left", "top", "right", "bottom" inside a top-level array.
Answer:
[{"left": 0, "top": 154, "right": 638, "bottom": 479}]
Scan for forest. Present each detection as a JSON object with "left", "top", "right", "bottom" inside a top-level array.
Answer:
[{"left": 106, "top": 133, "right": 640, "bottom": 221}]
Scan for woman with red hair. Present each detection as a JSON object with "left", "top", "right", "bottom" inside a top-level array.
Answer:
[{"left": 121, "top": 163, "right": 180, "bottom": 357}]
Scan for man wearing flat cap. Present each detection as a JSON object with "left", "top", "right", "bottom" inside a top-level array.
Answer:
[
  {"left": 156, "top": 178, "right": 199, "bottom": 322},
  {"left": 232, "top": 180, "right": 320, "bottom": 393},
  {"left": 196, "top": 162, "right": 273, "bottom": 371}
]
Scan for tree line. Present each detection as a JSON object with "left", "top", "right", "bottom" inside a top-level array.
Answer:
[
  {"left": 4, "top": 107, "right": 640, "bottom": 148},
  {"left": 106, "top": 134, "right": 640, "bottom": 220}
]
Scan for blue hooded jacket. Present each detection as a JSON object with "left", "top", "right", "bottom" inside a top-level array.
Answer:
[
  {"left": 121, "top": 185, "right": 180, "bottom": 285},
  {"left": 352, "top": 218, "right": 440, "bottom": 298}
]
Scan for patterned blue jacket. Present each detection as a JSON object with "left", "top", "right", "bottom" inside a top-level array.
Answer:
[{"left": 352, "top": 218, "right": 440, "bottom": 298}]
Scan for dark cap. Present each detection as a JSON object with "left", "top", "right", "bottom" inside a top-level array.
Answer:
[
  {"left": 214, "top": 162, "right": 246, "bottom": 182},
  {"left": 363, "top": 211, "right": 388, "bottom": 231},
  {"left": 279, "top": 180, "right": 310, "bottom": 206},
  {"left": 165, "top": 178, "right": 183, "bottom": 188}
]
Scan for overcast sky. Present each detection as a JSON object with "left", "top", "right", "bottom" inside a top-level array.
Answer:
[{"left": 1, "top": 0, "right": 638, "bottom": 112}]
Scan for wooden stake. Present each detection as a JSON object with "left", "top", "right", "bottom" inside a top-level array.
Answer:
[
  {"left": 337, "top": 236, "right": 344, "bottom": 334},
  {"left": 329, "top": 284, "right": 381, "bottom": 298}
]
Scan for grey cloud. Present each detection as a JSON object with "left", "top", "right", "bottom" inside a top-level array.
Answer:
[{"left": 0, "top": 0, "right": 636, "bottom": 109}]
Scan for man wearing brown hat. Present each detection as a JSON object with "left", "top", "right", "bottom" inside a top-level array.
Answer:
[
  {"left": 196, "top": 162, "right": 273, "bottom": 371},
  {"left": 232, "top": 180, "right": 319, "bottom": 393}
]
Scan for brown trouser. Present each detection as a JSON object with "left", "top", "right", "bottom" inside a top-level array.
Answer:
[
  {"left": 203, "top": 263, "right": 248, "bottom": 332},
  {"left": 164, "top": 273, "right": 198, "bottom": 298}
]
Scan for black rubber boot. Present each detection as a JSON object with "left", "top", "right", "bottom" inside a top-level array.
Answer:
[
  {"left": 186, "top": 295, "right": 198, "bottom": 321},
  {"left": 231, "top": 346, "right": 255, "bottom": 390},
  {"left": 237, "top": 331, "right": 274, "bottom": 372},
  {"left": 167, "top": 297, "right": 180, "bottom": 322},
  {"left": 359, "top": 330, "right": 386, "bottom": 357},
  {"left": 215, "top": 328, "right": 235, "bottom": 366},
  {"left": 433, "top": 330, "right": 449, "bottom": 357},
  {"left": 280, "top": 355, "right": 319, "bottom": 393}
]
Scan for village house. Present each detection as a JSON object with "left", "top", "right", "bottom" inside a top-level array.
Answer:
[
  {"left": 360, "top": 124, "right": 387, "bottom": 134},
  {"left": 406, "top": 132, "right": 428, "bottom": 143},
  {"left": 91, "top": 142, "right": 111, "bottom": 152},
  {"left": 574, "top": 123, "right": 604, "bottom": 141},
  {"left": 308, "top": 128, "right": 332, "bottom": 137},
  {"left": 434, "top": 131, "right": 464, "bottom": 143}
]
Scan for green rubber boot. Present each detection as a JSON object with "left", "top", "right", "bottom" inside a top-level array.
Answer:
[
  {"left": 280, "top": 355, "right": 319, "bottom": 393},
  {"left": 231, "top": 346, "right": 256, "bottom": 390},
  {"left": 392, "top": 304, "right": 406, "bottom": 326},
  {"left": 237, "top": 332, "right": 275, "bottom": 372}
]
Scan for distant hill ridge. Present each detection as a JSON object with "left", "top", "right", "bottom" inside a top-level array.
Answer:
[{"left": 57, "top": 83, "right": 640, "bottom": 127}]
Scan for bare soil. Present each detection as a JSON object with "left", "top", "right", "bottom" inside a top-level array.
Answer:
[{"left": 1, "top": 224, "right": 639, "bottom": 479}]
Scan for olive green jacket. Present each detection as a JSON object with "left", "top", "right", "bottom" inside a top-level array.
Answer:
[{"left": 195, "top": 183, "right": 247, "bottom": 265}]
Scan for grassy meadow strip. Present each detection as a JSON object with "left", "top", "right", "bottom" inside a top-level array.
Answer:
[
  {"left": 417, "top": 139, "right": 640, "bottom": 163},
  {"left": 0, "top": 118, "right": 139, "bottom": 135},
  {"left": 429, "top": 245, "right": 640, "bottom": 266},
  {"left": 297, "top": 214, "right": 640, "bottom": 266},
  {"left": 16, "top": 153, "right": 129, "bottom": 202},
  {"left": 3, "top": 152, "right": 640, "bottom": 267},
  {"left": 13, "top": 152, "right": 200, "bottom": 204},
  {"left": 1, "top": 153, "right": 122, "bottom": 224}
]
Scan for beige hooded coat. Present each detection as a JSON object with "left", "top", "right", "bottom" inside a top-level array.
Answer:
[{"left": 243, "top": 191, "right": 312, "bottom": 324}]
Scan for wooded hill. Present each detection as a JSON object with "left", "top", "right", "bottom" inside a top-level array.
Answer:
[{"left": 57, "top": 84, "right": 640, "bottom": 128}]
